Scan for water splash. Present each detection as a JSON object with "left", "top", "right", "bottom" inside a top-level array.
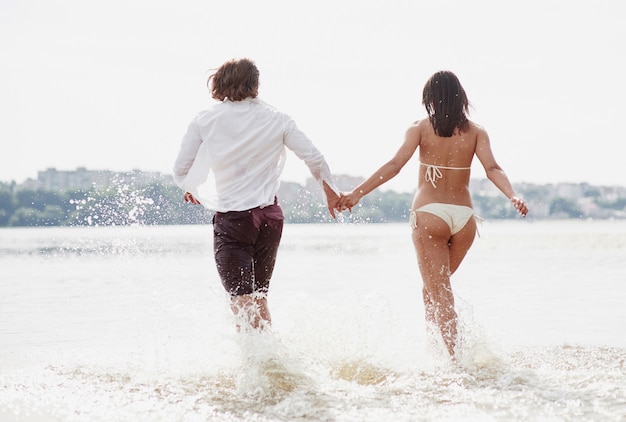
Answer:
[{"left": 71, "top": 177, "right": 155, "bottom": 227}]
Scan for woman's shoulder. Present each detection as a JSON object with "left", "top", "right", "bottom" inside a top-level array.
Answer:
[
  {"left": 465, "top": 120, "right": 489, "bottom": 137},
  {"left": 401, "top": 119, "right": 431, "bottom": 147},
  {"left": 466, "top": 119, "right": 485, "bottom": 131},
  {"left": 408, "top": 117, "right": 438, "bottom": 135},
  {"left": 404, "top": 119, "right": 425, "bottom": 138},
  {"left": 411, "top": 118, "right": 429, "bottom": 127},
  {"left": 407, "top": 118, "right": 430, "bottom": 133}
]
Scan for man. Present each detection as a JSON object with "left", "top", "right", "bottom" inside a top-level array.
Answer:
[{"left": 173, "top": 58, "right": 339, "bottom": 331}]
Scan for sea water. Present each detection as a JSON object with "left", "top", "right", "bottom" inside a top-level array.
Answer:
[{"left": 1, "top": 220, "right": 625, "bottom": 421}]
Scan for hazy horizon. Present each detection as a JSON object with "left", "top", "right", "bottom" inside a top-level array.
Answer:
[
  {"left": 4, "top": 165, "right": 625, "bottom": 192},
  {"left": 2, "top": 1, "right": 624, "bottom": 192}
]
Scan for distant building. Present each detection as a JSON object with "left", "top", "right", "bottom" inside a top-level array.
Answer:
[
  {"left": 37, "top": 167, "right": 110, "bottom": 191},
  {"left": 36, "top": 167, "right": 166, "bottom": 191}
]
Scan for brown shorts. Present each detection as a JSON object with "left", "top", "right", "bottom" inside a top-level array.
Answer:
[{"left": 212, "top": 199, "right": 284, "bottom": 296}]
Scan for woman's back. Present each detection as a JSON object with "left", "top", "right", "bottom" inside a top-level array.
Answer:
[{"left": 412, "top": 119, "right": 480, "bottom": 209}]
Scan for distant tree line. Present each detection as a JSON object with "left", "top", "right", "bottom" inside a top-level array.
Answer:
[
  {"left": 0, "top": 180, "right": 413, "bottom": 227},
  {"left": 0, "top": 181, "right": 210, "bottom": 227},
  {"left": 0, "top": 178, "right": 624, "bottom": 227}
]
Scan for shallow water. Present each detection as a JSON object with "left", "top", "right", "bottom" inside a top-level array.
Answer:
[{"left": 1, "top": 221, "right": 625, "bottom": 421}]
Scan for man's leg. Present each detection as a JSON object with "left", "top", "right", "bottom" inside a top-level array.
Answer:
[{"left": 230, "top": 293, "right": 271, "bottom": 331}]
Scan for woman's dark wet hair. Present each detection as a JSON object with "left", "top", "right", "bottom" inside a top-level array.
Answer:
[
  {"left": 208, "top": 58, "right": 259, "bottom": 102},
  {"left": 422, "top": 71, "right": 470, "bottom": 137}
]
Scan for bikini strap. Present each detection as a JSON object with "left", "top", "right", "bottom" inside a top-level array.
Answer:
[
  {"left": 423, "top": 165, "right": 442, "bottom": 188},
  {"left": 420, "top": 162, "right": 471, "bottom": 188}
]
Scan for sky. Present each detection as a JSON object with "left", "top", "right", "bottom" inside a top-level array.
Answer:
[{"left": 1, "top": 0, "right": 625, "bottom": 193}]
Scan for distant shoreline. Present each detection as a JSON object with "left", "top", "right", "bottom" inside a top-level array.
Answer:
[{"left": 1, "top": 168, "right": 625, "bottom": 226}]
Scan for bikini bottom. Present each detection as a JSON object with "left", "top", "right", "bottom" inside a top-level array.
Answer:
[{"left": 409, "top": 203, "right": 475, "bottom": 235}]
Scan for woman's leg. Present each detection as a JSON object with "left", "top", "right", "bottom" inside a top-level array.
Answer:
[
  {"left": 412, "top": 212, "right": 458, "bottom": 356},
  {"left": 449, "top": 216, "right": 477, "bottom": 275},
  {"left": 422, "top": 218, "right": 476, "bottom": 336}
]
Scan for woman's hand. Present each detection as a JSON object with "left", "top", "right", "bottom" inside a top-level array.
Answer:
[
  {"left": 511, "top": 196, "right": 528, "bottom": 217},
  {"left": 337, "top": 190, "right": 362, "bottom": 212}
]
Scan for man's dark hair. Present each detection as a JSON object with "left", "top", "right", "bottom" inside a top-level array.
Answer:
[{"left": 209, "top": 58, "right": 259, "bottom": 102}]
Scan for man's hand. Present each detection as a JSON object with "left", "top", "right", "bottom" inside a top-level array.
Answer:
[
  {"left": 322, "top": 182, "right": 340, "bottom": 219},
  {"left": 184, "top": 192, "right": 201, "bottom": 205}
]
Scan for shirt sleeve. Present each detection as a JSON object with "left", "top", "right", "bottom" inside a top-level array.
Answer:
[
  {"left": 172, "top": 119, "right": 203, "bottom": 190},
  {"left": 283, "top": 116, "right": 338, "bottom": 194}
]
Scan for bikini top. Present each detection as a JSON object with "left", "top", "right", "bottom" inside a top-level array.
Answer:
[{"left": 420, "top": 162, "right": 471, "bottom": 188}]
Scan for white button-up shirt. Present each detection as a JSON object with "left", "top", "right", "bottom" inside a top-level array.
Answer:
[{"left": 173, "top": 98, "right": 337, "bottom": 212}]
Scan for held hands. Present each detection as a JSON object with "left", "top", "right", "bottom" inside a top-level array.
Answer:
[
  {"left": 336, "top": 190, "right": 362, "bottom": 213},
  {"left": 323, "top": 183, "right": 362, "bottom": 217},
  {"left": 511, "top": 196, "right": 528, "bottom": 217}
]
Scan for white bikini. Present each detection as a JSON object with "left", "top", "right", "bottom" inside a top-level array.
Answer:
[
  {"left": 421, "top": 163, "right": 471, "bottom": 188},
  {"left": 410, "top": 162, "right": 477, "bottom": 235}
]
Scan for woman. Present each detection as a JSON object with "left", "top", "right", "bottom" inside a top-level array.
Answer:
[
  {"left": 173, "top": 58, "right": 339, "bottom": 331},
  {"left": 338, "top": 71, "right": 528, "bottom": 356}
]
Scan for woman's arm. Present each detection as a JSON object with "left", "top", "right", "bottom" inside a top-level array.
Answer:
[
  {"left": 339, "top": 123, "right": 421, "bottom": 211},
  {"left": 475, "top": 128, "right": 528, "bottom": 217}
]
